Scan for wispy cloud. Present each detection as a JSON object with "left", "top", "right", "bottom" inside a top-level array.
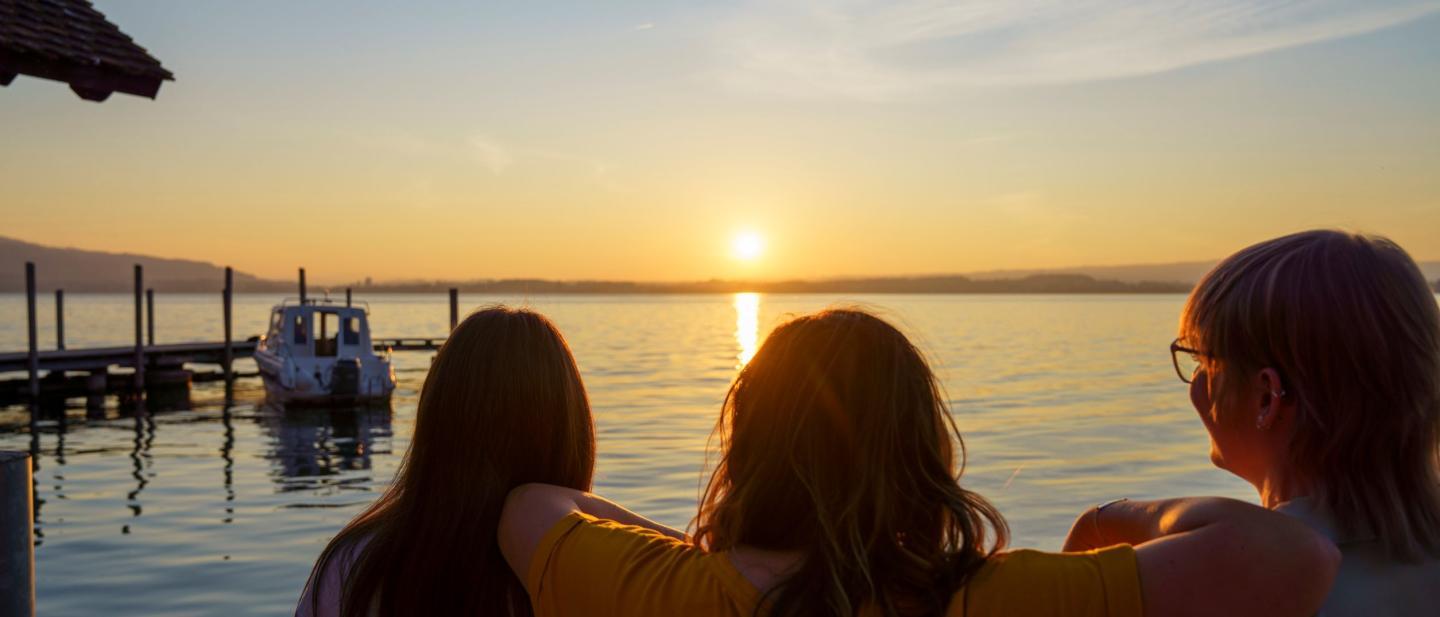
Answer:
[
  {"left": 711, "top": 0, "right": 1440, "bottom": 98},
  {"left": 634, "top": 22, "right": 656, "bottom": 31},
  {"left": 468, "top": 135, "right": 513, "bottom": 175},
  {"left": 347, "top": 130, "right": 622, "bottom": 191}
]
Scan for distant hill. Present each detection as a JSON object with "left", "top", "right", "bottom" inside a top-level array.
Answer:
[
  {"left": 964, "top": 262, "right": 1220, "bottom": 285},
  {"left": 966, "top": 260, "right": 1440, "bottom": 285},
  {"left": 343, "top": 274, "right": 1191, "bottom": 294},
  {"left": 2, "top": 235, "right": 1436, "bottom": 294},
  {"left": 0, "top": 236, "right": 285, "bottom": 292}
]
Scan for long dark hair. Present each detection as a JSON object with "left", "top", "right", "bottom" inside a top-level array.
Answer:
[
  {"left": 306, "top": 306, "right": 596, "bottom": 616},
  {"left": 693, "top": 309, "right": 1008, "bottom": 616}
]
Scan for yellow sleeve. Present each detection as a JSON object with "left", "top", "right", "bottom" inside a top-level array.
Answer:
[
  {"left": 526, "top": 512, "right": 755, "bottom": 617},
  {"left": 957, "top": 545, "right": 1142, "bottom": 617}
]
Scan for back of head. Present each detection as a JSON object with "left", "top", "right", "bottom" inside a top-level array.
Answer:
[
  {"left": 1181, "top": 230, "right": 1440, "bottom": 560},
  {"left": 313, "top": 306, "right": 596, "bottom": 617},
  {"left": 694, "top": 309, "right": 1007, "bottom": 616}
]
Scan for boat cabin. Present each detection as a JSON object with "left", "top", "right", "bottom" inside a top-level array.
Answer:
[{"left": 264, "top": 302, "right": 375, "bottom": 359}]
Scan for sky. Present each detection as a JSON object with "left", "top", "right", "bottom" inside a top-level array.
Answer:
[{"left": 2, "top": 1, "right": 1438, "bottom": 283}]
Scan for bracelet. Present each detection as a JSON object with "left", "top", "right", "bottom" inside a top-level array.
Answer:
[{"left": 1090, "top": 498, "right": 1129, "bottom": 546}]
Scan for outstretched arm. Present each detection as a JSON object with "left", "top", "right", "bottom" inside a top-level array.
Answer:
[
  {"left": 497, "top": 483, "right": 687, "bottom": 594},
  {"left": 1064, "top": 497, "right": 1339, "bottom": 617}
]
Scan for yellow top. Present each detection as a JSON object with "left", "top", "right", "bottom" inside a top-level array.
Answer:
[{"left": 527, "top": 512, "right": 1143, "bottom": 617}]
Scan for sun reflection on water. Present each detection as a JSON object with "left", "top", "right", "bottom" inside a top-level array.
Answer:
[{"left": 733, "top": 292, "right": 760, "bottom": 369}]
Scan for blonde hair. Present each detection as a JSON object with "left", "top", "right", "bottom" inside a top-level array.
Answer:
[{"left": 1181, "top": 230, "right": 1440, "bottom": 560}]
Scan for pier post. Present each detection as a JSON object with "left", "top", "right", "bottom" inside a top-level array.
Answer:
[
  {"left": 85, "top": 371, "right": 106, "bottom": 412},
  {"left": 54, "top": 289, "right": 64, "bottom": 351},
  {"left": 449, "top": 288, "right": 459, "bottom": 332},
  {"left": 299, "top": 268, "right": 307, "bottom": 304},
  {"left": 0, "top": 451, "right": 35, "bottom": 617},
  {"left": 133, "top": 265, "right": 145, "bottom": 393},
  {"left": 346, "top": 287, "right": 352, "bottom": 307},
  {"left": 223, "top": 267, "right": 233, "bottom": 382},
  {"left": 25, "top": 263, "right": 39, "bottom": 403},
  {"left": 146, "top": 288, "right": 155, "bottom": 346}
]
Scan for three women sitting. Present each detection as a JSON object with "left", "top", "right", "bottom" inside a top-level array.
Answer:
[{"left": 300, "top": 229, "right": 1440, "bottom": 616}]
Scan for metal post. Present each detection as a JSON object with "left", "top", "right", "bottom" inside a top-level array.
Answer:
[
  {"left": 146, "top": 288, "right": 155, "bottom": 346},
  {"left": 0, "top": 451, "right": 35, "bottom": 617},
  {"left": 25, "top": 263, "right": 39, "bottom": 403},
  {"left": 449, "top": 288, "right": 459, "bottom": 332},
  {"left": 223, "top": 267, "right": 233, "bottom": 382},
  {"left": 299, "top": 268, "right": 307, "bottom": 304},
  {"left": 54, "top": 289, "right": 64, "bottom": 351},
  {"left": 345, "top": 287, "right": 352, "bottom": 307},
  {"left": 134, "top": 265, "right": 145, "bottom": 392}
]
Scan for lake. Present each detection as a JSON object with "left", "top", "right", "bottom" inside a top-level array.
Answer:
[{"left": 0, "top": 292, "right": 1258, "bottom": 616}]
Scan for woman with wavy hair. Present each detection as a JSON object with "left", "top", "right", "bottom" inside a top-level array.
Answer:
[
  {"left": 500, "top": 308, "right": 1338, "bottom": 617},
  {"left": 1078, "top": 230, "right": 1440, "bottom": 615},
  {"left": 297, "top": 307, "right": 677, "bottom": 617}
]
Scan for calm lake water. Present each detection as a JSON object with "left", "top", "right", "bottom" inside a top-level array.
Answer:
[{"left": 1, "top": 292, "right": 1261, "bottom": 616}]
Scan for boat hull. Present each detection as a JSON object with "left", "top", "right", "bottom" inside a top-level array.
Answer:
[{"left": 254, "top": 348, "right": 396, "bottom": 406}]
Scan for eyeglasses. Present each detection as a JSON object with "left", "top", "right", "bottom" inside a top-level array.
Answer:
[{"left": 1169, "top": 338, "right": 1207, "bottom": 384}]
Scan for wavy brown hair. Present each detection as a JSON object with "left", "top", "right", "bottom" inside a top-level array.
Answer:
[
  {"left": 305, "top": 306, "right": 596, "bottom": 617},
  {"left": 693, "top": 309, "right": 1007, "bottom": 617}
]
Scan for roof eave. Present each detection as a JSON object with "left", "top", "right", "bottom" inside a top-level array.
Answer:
[{"left": 0, "top": 49, "right": 172, "bottom": 100}]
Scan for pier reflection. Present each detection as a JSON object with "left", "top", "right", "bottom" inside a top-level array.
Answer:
[
  {"left": 127, "top": 411, "right": 155, "bottom": 521},
  {"left": 221, "top": 405, "right": 235, "bottom": 524},
  {"left": 13, "top": 392, "right": 397, "bottom": 546},
  {"left": 29, "top": 419, "right": 42, "bottom": 544}
]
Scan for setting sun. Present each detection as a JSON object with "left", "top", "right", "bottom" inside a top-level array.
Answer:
[{"left": 732, "top": 231, "right": 764, "bottom": 261}]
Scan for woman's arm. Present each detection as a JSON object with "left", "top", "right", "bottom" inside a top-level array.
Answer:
[
  {"left": 497, "top": 483, "right": 687, "bottom": 594},
  {"left": 1063, "top": 497, "right": 1339, "bottom": 617}
]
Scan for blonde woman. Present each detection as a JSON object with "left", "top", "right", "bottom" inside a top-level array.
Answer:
[{"left": 1069, "top": 230, "right": 1440, "bottom": 615}]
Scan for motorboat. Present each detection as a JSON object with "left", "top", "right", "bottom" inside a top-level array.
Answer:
[{"left": 253, "top": 298, "right": 396, "bottom": 404}]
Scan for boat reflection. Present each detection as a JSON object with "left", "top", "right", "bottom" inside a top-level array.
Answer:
[{"left": 255, "top": 402, "right": 394, "bottom": 493}]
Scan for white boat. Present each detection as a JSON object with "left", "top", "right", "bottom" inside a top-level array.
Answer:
[{"left": 254, "top": 299, "right": 396, "bottom": 404}]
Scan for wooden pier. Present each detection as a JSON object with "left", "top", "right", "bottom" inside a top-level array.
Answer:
[{"left": 3, "top": 262, "right": 459, "bottom": 407}]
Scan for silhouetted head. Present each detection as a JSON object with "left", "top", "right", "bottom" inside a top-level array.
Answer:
[
  {"left": 694, "top": 308, "right": 1007, "bottom": 616},
  {"left": 310, "top": 306, "right": 595, "bottom": 617},
  {"left": 1180, "top": 230, "right": 1440, "bottom": 560}
]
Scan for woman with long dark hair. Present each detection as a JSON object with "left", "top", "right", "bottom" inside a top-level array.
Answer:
[
  {"left": 499, "top": 308, "right": 1339, "bottom": 616},
  {"left": 296, "top": 306, "right": 678, "bottom": 617}
]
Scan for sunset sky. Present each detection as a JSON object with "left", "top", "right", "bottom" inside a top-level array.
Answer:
[{"left": 2, "top": 1, "right": 1438, "bottom": 283}]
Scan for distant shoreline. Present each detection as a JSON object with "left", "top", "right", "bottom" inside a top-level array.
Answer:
[
  {"left": 5, "top": 235, "right": 1439, "bottom": 294},
  {"left": 0, "top": 274, "right": 1194, "bottom": 295},
  {"left": 306, "top": 275, "right": 1197, "bottom": 295}
]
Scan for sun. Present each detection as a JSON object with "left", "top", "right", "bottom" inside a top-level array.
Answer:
[{"left": 732, "top": 231, "right": 764, "bottom": 261}]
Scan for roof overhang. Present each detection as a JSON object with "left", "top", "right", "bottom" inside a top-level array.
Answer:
[
  {"left": 0, "top": 48, "right": 166, "bottom": 100},
  {"left": 0, "top": 0, "right": 174, "bottom": 102}
]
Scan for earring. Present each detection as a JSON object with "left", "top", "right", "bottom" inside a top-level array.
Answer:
[{"left": 1256, "top": 408, "right": 1270, "bottom": 429}]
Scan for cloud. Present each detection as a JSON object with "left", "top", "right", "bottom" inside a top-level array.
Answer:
[
  {"left": 634, "top": 22, "right": 656, "bottom": 30},
  {"left": 468, "top": 135, "right": 513, "bottom": 175},
  {"left": 348, "top": 131, "right": 619, "bottom": 189},
  {"left": 711, "top": 0, "right": 1440, "bottom": 98}
]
